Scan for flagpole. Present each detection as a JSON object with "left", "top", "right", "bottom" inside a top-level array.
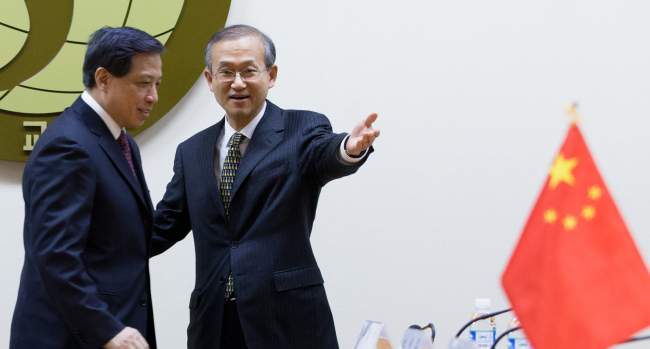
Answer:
[{"left": 620, "top": 335, "right": 650, "bottom": 344}]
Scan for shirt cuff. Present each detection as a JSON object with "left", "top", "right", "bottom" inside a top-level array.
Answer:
[{"left": 339, "top": 135, "right": 368, "bottom": 163}]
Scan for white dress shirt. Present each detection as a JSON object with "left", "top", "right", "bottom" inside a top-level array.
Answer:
[{"left": 81, "top": 90, "right": 123, "bottom": 140}]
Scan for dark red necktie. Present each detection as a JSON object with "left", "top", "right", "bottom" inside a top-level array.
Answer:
[{"left": 117, "top": 131, "right": 138, "bottom": 180}]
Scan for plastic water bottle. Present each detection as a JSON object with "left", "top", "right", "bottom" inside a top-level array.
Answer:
[
  {"left": 469, "top": 298, "right": 496, "bottom": 348},
  {"left": 507, "top": 317, "right": 532, "bottom": 349}
]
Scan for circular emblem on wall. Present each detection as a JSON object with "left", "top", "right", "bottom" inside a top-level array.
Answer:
[{"left": 0, "top": 0, "right": 231, "bottom": 162}]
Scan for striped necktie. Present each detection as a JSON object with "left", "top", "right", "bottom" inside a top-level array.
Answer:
[{"left": 221, "top": 133, "right": 244, "bottom": 300}]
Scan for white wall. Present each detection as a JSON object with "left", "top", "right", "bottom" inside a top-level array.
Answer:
[{"left": 4, "top": 0, "right": 650, "bottom": 347}]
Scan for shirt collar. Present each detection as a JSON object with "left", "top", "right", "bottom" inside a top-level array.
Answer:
[
  {"left": 223, "top": 101, "right": 267, "bottom": 140},
  {"left": 81, "top": 90, "right": 123, "bottom": 140}
]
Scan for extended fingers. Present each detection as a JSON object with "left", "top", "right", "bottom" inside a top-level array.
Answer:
[
  {"left": 356, "top": 132, "right": 376, "bottom": 149},
  {"left": 364, "top": 113, "right": 378, "bottom": 127},
  {"left": 366, "top": 129, "right": 379, "bottom": 141}
]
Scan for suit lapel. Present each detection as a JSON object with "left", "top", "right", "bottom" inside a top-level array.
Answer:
[
  {"left": 98, "top": 136, "right": 147, "bottom": 206},
  {"left": 231, "top": 101, "right": 285, "bottom": 200},
  {"left": 129, "top": 135, "right": 152, "bottom": 213},
  {"left": 128, "top": 135, "right": 154, "bottom": 255},
  {"left": 199, "top": 119, "right": 228, "bottom": 221},
  {"left": 73, "top": 98, "right": 147, "bottom": 208}
]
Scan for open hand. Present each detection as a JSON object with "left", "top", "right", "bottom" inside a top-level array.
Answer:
[{"left": 346, "top": 113, "right": 380, "bottom": 156}]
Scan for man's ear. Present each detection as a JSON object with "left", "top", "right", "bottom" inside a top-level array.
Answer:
[
  {"left": 94, "top": 67, "right": 111, "bottom": 92},
  {"left": 268, "top": 65, "right": 278, "bottom": 89},
  {"left": 204, "top": 69, "right": 215, "bottom": 92}
]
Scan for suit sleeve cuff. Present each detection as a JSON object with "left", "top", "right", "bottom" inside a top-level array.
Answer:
[{"left": 338, "top": 135, "right": 368, "bottom": 164}]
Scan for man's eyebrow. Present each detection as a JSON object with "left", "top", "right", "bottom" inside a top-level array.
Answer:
[
  {"left": 138, "top": 74, "right": 162, "bottom": 81},
  {"left": 218, "top": 60, "right": 257, "bottom": 67}
]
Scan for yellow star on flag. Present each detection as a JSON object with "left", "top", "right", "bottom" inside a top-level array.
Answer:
[
  {"left": 549, "top": 153, "right": 579, "bottom": 189},
  {"left": 544, "top": 209, "right": 557, "bottom": 224},
  {"left": 563, "top": 215, "right": 577, "bottom": 230},
  {"left": 582, "top": 205, "right": 596, "bottom": 221},
  {"left": 588, "top": 186, "right": 602, "bottom": 200}
]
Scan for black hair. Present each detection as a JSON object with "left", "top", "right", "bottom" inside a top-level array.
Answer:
[
  {"left": 83, "top": 26, "right": 165, "bottom": 88},
  {"left": 204, "top": 25, "right": 276, "bottom": 72}
]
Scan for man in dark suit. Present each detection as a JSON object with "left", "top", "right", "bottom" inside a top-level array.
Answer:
[
  {"left": 10, "top": 27, "right": 163, "bottom": 349},
  {"left": 153, "top": 25, "right": 379, "bottom": 348}
]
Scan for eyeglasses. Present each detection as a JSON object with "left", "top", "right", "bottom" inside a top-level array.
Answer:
[{"left": 211, "top": 67, "right": 271, "bottom": 82}]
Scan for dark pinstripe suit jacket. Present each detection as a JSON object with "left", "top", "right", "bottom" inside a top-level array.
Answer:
[
  {"left": 11, "top": 98, "right": 156, "bottom": 349},
  {"left": 153, "top": 100, "right": 371, "bottom": 349}
]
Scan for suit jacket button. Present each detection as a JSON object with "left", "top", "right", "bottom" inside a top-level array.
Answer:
[
  {"left": 231, "top": 241, "right": 238, "bottom": 249},
  {"left": 140, "top": 298, "right": 147, "bottom": 306},
  {"left": 220, "top": 277, "right": 225, "bottom": 284}
]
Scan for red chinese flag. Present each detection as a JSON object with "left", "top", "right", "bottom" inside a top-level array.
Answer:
[{"left": 502, "top": 124, "right": 650, "bottom": 349}]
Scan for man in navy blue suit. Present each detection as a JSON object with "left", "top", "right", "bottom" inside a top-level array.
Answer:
[
  {"left": 153, "top": 25, "right": 380, "bottom": 348},
  {"left": 10, "top": 27, "right": 163, "bottom": 349}
]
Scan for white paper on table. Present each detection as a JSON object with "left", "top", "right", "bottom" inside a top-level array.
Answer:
[
  {"left": 355, "top": 321, "right": 393, "bottom": 349},
  {"left": 399, "top": 328, "right": 433, "bottom": 349}
]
